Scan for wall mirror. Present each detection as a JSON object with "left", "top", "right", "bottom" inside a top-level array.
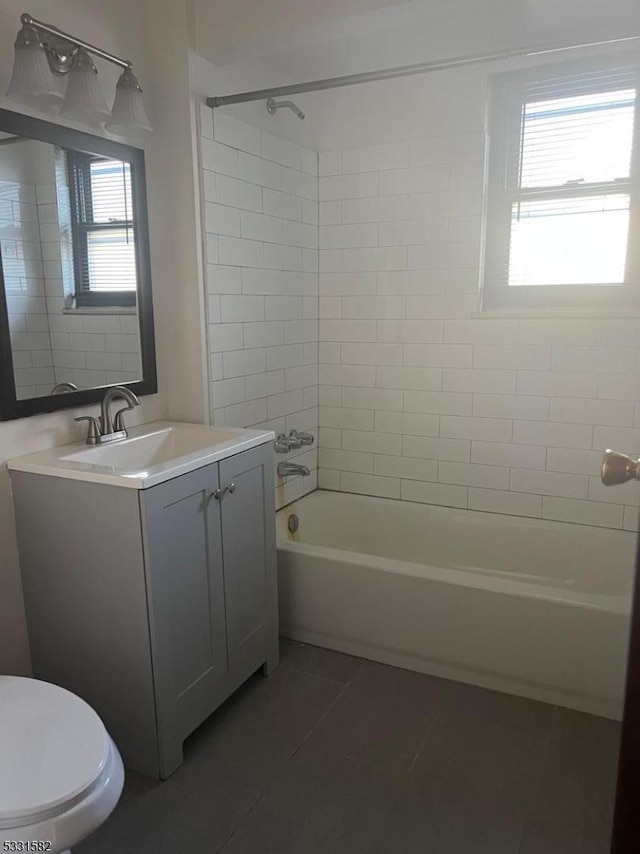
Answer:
[{"left": 0, "top": 108, "right": 156, "bottom": 421}]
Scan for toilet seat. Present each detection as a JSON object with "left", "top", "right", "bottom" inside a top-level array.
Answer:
[
  {"left": 0, "top": 677, "right": 110, "bottom": 828},
  {"left": 0, "top": 677, "right": 124, "bottom": 853}
]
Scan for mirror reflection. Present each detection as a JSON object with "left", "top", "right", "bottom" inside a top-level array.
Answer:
[{"left": 0, "top": 134, "right": 142, "bottom": 400}]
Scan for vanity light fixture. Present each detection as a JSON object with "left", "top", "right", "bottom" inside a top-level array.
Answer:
[
  {"left": 6, "top": 12, "right": 152, "bottom": 134},
  {"left": 60, "top": 49, "right": 112, "bottom": 125},
  {"left": 5, "top": 20, "right": 64, "bottom": 108},
  {"left": 107, "top": 68, "right": 153, "bottom": 135}
]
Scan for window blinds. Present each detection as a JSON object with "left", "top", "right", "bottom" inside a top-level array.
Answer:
[
  {"left": 84, "top": 159, "right": 136, "bottom": 293},
  {"left": 68, "top": 153, "right": 137, "bottom": 297},
  {"left": 503, "top": 66, "right": 638, "bottom": 288}
]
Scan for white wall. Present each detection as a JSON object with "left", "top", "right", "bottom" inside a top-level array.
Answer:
[{"left": 146, "top": 4, "right": 208, "bottom": 425}]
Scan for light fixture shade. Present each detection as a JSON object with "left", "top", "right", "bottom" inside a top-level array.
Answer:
[
  {"left": 106, "top": 68, "right": 153, "bottom": 135},
  {"left": 6, "top": 24, "right": 65, "bottom": 108},
  {"left": 60, "top": 49, "right": 112, "bottom": 125}
]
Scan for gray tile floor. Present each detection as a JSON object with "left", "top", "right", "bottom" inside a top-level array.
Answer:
[{"left": 76, "top": 640, "right": 621, "bottom": 854}]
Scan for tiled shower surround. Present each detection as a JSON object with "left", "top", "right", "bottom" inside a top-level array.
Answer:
[
  {"left": 200, "top": 110, "right": 640, "bottom": 530},
  {"left": 199, "top": 107, "right": 319, "bottom": 508},
  {"left": 316, "top": 139, "right": 640, "bottom": 531}
]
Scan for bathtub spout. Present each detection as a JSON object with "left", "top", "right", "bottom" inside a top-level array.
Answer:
[{"left": 277, "top": 462, "right": 311, "bottom": 477}]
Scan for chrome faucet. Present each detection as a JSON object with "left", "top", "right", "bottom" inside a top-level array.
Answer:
[
  {"left": 75, "top": 386, "right": 141, "bottom": 445},
  {"left": 100, "top": 386, "right": 140, "bottom": 435},
  {"left": 277, "top": 461, "right": 311, "bottom": 478},
  {"left": 51, "top": 381, "right": 78, "bottom": 394}
]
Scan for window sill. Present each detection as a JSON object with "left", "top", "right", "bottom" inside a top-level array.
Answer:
[
  {"left": 472, "top": 306, "right": 640, "bottom": 320},
  {"left": 63, "top": 306, "right": 137, "bottom": 316}
]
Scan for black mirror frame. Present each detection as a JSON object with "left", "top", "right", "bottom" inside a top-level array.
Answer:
[{"left": 0, "top": 108, "right": 157, "bottom": 421}]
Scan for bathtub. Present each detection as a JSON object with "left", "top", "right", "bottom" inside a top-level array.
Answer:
[{"left": 276, "top": 490, "right": 636, "bottom": 719}]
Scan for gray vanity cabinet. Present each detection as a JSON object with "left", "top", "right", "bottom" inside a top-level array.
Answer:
[
  {"left": 11, "top": 441, "right": 278, "bottom": 781},
  {"left": 140, "top": 444, "right": 278, "bottom": 776},
  {"left": 141, "top": 463, "right": 228, "bottom": 777},
  {"left": 218, "top": 450, "right": 276, "bottom": 672}
]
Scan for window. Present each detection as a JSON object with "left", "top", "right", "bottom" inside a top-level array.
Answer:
[
  {"left": 483, "top": 56, "right": 640, "bottom": 310},
  {"left": 67, "top": 152, "right": 137, "bottom": 307}
]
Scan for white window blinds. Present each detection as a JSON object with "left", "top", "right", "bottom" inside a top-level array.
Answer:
[
  {"left": 67, "top": 152, "right": 137, "bottom": 305},
  {"left": 484, "top": 58, "right": 640, "bottom": 309},
  {"left": 84, "top": 159, "right": 136, "bottom": 293}
]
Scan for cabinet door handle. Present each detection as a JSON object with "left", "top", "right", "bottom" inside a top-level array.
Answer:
[{"left": 210, "top": 482, "right": 236, "bottom": 501}]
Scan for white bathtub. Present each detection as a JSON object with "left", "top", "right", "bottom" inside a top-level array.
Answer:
[{"left": 276, "top": 490, "right": 636, "bottom": 719}]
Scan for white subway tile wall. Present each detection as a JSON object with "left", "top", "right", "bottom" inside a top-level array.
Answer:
[
  {"left": 317, "top": 134, "right": 640, "bottom": 531},
  {"left": 200, "top": 106, "right": 319, "bottom": 509},
  {"left": 0, "top": 180, "right": 55, "bottom": 398},
  {"left": 198, "top": 108, "right": 639, "bottom": 528}
]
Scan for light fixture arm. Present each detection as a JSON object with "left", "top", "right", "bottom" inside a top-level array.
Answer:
[{"left": 20, "top": 12, "right": 133, "bottom": 72}]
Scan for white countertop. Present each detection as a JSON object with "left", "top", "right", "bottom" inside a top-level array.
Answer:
[{"left": 7, "top": 421, "right": 275, "bottom": 489}]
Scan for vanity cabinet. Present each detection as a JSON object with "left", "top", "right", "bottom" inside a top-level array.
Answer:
[{"left": 11, "top": 440, "right": 278, "bottom": 780}]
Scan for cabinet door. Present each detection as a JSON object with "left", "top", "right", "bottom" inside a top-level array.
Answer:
[
  {"left": 218, "top": 443, "right": 278, "bottom": 673},
  {"left": 141, "top": 463, "right": 226, "bottom": 771}
]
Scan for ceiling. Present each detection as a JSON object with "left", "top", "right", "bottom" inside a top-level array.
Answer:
[
  {"left": 192, "top": 0, "right": 410, "bottom": 64},
  {"left": 194, "top": 0, "right": 640, "bottom": 79}
]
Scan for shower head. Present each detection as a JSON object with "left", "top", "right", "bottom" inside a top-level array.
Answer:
[{"left": 266, "top": 97, "right": 305, "bottom": 120}]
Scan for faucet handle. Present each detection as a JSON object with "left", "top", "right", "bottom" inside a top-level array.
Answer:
[
  {"left": 274, "top": 433, "right": 292, "bottom": 453},
  {"left": 113, "top": 405, "right": 134, "bottom": 433},
  {"left": 289, "top": 429, "right": 314, "bottom": 446},
  {"left": 74, "top": 416, "right": 100, "bottom": 445},
  {"left": 286, "top": 432, "right": 303, "bottom": 449}
]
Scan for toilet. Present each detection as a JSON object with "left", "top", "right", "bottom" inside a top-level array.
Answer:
[{"left": 0, "top": 677, "right": 124, "bottom": 854}]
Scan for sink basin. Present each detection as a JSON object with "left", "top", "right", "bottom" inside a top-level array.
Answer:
[
  {"left": 7, "top": 421, "right": 275, "bottom": 489},
  {"left": 62, "top": 425, "right": 239, "bottom": 470}
]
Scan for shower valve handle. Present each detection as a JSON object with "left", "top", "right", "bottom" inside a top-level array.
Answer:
[
  {"left": 288, "top": 429, "right": 314, "bottom": 446},
  {"left": 274, "top": 433, "right": 292, "bottom": 453},
  {"left": 601, "top": 449, "right": 640, "bottom": 486}
]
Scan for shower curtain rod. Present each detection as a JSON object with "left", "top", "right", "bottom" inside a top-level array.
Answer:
[{"left": 207, "top": 35, "right": 638, "bottom": 108}]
